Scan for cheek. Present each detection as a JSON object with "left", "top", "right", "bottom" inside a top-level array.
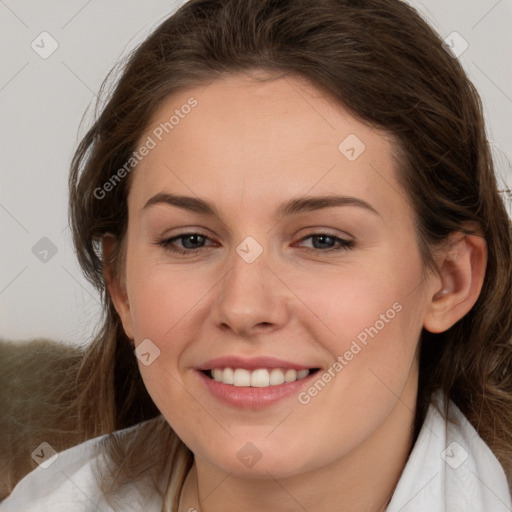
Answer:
[
  {"left": 288, "top": 257, "right": 422, "bottom": 349},
  {"left": 123, "top": 255, "right": 205, "bottom": 423},
  {"left": 125, "top": 254, "right": 204, "bottom": 343},
  {"left": 286, "top": 252, "right": 426, "bottom": 410}
]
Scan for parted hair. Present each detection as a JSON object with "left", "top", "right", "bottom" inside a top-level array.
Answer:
[{"left": 67, "top": 0, "right": 512, "bottom": 508}]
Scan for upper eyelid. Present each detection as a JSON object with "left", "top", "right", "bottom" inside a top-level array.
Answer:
[{"left": 165, "top": 229, "right": 351, "bottom": 239}]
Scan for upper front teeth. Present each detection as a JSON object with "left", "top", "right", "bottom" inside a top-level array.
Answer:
[{"left": 210, "top": 368, "right": 310, "bottom": 387}]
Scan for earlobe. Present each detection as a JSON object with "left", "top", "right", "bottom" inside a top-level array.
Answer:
[
  {"left": 102, "top": 234, "right": 134, "bottom": 340},
  {"left": 423, "top": 232, "right": 487, "bottom": 334}
]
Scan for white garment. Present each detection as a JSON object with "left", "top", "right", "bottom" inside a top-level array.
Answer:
[
  {"left": 2, "top": 396, "right": 511, "bottom": 511},
  {"left": 1, "top": 434, "right": 165, "bottom": 512}
]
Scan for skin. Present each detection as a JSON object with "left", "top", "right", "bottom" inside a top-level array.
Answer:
[{"left": 104, "top": 70, "right": 487, "bottom": 511}]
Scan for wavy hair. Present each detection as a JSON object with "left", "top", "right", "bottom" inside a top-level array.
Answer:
[{"left": 67, "top": 0, "right": 512, "bottom": 508}]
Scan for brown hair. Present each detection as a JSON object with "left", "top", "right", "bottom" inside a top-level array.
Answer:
[{"left": 68, "top": 0, "right": 512, "bottom": 507}]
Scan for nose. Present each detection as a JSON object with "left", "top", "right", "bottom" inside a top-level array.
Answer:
[{"left": 211, "top": 245, "right": 291, "bottom": 338}]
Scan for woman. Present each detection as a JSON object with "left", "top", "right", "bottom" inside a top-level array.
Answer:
[{"left": 3, "top": 0, "right": 511, "bottom": 510}]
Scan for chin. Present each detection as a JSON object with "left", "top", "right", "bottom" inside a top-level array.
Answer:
[{"left": 195, "top": 436, "right": 328, "bottom": 480}]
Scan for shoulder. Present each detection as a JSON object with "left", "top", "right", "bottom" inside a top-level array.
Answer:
[
  {"left": 1, "top": 434, "right": 111, "bottom": 512},
  {"left": 1, "top": 426, "right": 164, "bottom": 512},
  {"left": 386, "top": 392, "right": 512, "bottom": 512}
]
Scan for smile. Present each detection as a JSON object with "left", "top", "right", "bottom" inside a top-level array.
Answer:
[
  {"left": 195, "top": 355, "right": 322, "bottom": 408},
  {"left": 207, "top": 367, "right": 314, "bottom": 387}
]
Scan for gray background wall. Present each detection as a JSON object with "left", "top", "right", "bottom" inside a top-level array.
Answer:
[{"left": 1, "top": 0, "right": 511, "bottom": 344}]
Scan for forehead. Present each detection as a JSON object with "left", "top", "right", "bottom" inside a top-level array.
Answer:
[{"left": 129, "top": 72, "right": 400, "bottom": 215}]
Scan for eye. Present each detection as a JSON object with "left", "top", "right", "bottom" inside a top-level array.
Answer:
[
  {"left": 155, "top": 231, "right": 355, "bottom": 256},
  {"left": 156, "top": 232, "right": 214, "bottom": 255},
  {"left": 296, "top": 233, "right": 355, "bottom": 253}
]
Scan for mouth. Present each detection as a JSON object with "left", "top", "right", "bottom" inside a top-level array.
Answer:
[
  {"left": 202, "top": 367, "right": 321, "bottom": 387},
  {"left": 195, "top": 357, "right": 322, "bottom": 408}
]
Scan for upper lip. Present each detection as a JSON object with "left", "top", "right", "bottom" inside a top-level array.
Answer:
[{"left": 196, "top": 356, "right": 316, "bottom": 371}]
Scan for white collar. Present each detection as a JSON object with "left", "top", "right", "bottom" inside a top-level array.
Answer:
[
  {"left": 386, "top": 393, "right": 512, "bottom": 511},
  {"left": 3, "top": 395, "right": 510, "bottom": 511}
]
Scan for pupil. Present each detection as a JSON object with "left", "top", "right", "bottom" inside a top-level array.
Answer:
[
  {"left": 183, "top": 234, "right": 204, "bottom": 249},
  {"left": 313, "top": 235, "right": 333, "bottom": 249}
]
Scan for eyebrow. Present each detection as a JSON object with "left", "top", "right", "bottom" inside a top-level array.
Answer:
[{"left": 143, "top": 192, "right": 380, "bottom": 218}]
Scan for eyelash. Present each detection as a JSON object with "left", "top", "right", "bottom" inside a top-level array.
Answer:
[{"left": 155, "top": 232, "right": 355, "bottom": 256}]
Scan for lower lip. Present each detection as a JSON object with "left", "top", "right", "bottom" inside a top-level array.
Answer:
[{"left": 196, "top": 370, "right": 318, "bottom": 409}]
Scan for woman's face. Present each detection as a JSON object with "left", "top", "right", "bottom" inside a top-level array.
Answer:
[{"left": 115, "top": 71, "right": 440, "bottom": 478}]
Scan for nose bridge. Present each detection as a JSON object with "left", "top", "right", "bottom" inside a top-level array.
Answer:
[{"left": 212, "top": 237, "right": 288, "bottom": 334}]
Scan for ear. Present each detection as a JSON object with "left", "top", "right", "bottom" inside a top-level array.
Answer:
[
  {"left": 102, "top": 234, "right": 134, "bottom": 341},
  {"left": 423, "top": 231, "right": 487, "bottom": 333}
]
